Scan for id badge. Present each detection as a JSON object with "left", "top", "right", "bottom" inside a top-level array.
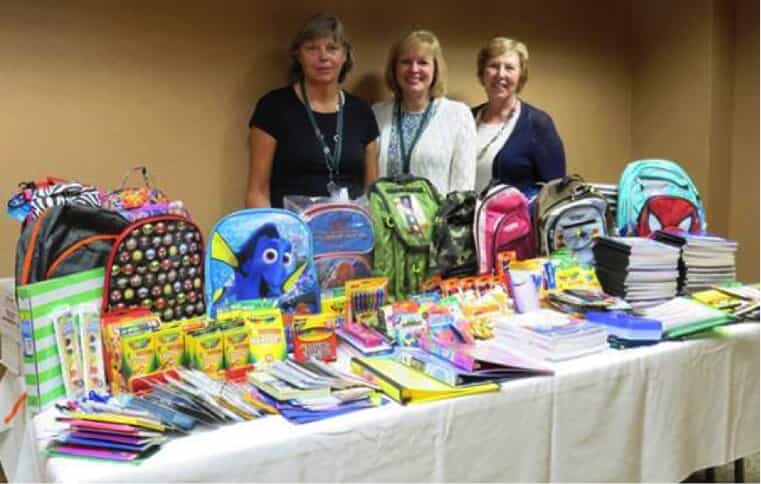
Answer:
[{"left": 327, "top": 181, "right": 349, "bottom": 201}]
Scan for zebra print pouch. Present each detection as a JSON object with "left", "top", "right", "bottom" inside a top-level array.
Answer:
[{"left": 7, "top": 177, "right": 104, "bottom": 224}]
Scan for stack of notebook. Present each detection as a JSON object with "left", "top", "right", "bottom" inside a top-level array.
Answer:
[
  {"left": 592, "top": 237, "right": 681, "bottom": 309},
  {"left": 492, "top": 309, "right": 609, "bottom": 362},
  {"left": 48, "top": 412, "right": 169, "bottom": 462},
  {"left": 653, "top": 230, "right": 738, "bottom": 293}
]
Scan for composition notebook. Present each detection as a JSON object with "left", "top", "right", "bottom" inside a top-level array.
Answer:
[{"left": 350, "top": 356, "right": 499, "bottom": 405}]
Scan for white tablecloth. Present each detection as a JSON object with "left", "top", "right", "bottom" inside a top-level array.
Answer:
[{"left": 13, "top": 323, "right": 760, "bottom": 482}]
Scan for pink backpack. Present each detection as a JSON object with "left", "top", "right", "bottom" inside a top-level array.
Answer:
[{"left": 474, "top": 183, "right": 535, "bottom": 273}]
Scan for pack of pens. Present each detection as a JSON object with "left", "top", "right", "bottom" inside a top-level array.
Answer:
[{"left": 337, "top": 278, "right": 392, "bottom": 354}]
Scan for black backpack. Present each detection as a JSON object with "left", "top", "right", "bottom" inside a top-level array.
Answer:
[
  {"left": 429, "top": 190, "right": 478, "bottom": 278},
  {"left": 16, "top": 205, "right": 129, "bottom": 286}
]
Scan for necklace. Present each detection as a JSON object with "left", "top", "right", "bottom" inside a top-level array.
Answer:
[
  {"left": 476, "top": 100, "right": 519, "bottom": 161},
  {"left": 394, "top": 98, "right": 434, "bottom": 174},
  {"left": 299, "top": 79, "right": 345, "bottom": 182}
]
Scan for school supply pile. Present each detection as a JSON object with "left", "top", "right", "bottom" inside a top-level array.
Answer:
[
  {"left": 637, "top": 297, "right": 734, "bottom": 339},
  {"left": 492, "top": 309, "right": 609, "bottom": 362},
  {"left": 248, "top": 358, "right": 383, "bottom": 423},
  {"left": 652, "top": 230, "right": 738, "bottom": 293},
  {"left": 690, "top": 285, "right": 760, "bottom": 320},
  {"left": 593, "top": 237, "right": 681, "bottom": 309},
  {"left": 47, "top": 367, "right": 274, "bottom": 462}
]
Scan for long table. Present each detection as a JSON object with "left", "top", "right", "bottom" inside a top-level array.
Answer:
[{"left": 14, "top": 322, "right": 760, "bottom": 482}]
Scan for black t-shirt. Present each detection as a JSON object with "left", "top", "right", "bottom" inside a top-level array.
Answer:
[{"left": 249, "top": 86, "right": 379, "bottom": 207}]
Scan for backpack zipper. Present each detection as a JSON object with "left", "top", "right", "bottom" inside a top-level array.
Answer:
[
  {"left": 20, "top": 212, "right": 49, "bottom": 286},
  {"left": 490, "top": 212, "right": 530, "bottom": 269},
  {"left": 474, "top": 184, "right": 511, "bottom": 272}
]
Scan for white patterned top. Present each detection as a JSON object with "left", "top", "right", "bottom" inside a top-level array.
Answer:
[{"left": 373, "top": 97, "right": 477, "bottom": 194}]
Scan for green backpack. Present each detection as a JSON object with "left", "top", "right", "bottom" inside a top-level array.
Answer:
[{"left": 368, "top": 176, "right": 441, "bottom": 300}]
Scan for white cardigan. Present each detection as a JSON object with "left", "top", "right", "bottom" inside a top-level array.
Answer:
[{"left": 372, "top": 97, "right": 477, "bottom": 195}]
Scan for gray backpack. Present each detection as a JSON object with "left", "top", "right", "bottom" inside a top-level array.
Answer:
[{"left": 534, "top": 175, "right": 610, "bottom": 263}]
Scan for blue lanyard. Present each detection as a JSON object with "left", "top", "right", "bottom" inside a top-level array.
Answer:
[
  {"left": 300, "top": 79, "right": 344, "bottom": 181},
  {"left": 394, "top": 99, "right": 434, "bottom": 174}
]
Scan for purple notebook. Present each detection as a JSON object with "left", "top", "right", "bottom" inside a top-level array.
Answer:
[
  {"left": 70, "top": 430, "right": 148, "bottom": 446},
  {"left": 49, "top": 443, "right": 140, "bottom": 461}
]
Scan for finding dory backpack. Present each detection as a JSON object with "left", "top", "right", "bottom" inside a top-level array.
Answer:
[
  {"left": 101, "top": 214, "right": 206, "bottom": 322},
  {"left": 617, "top": 159, "right": 706, "bottom": 237},
  {"left": 301, "top": 202, "right": 374, "bottom": 289},
  {"left": 204, "top": 209, "right": 320, "bottom": 318},
  {"left": 475, "top": 182, "right": 535, "bottom": 274},
  {"left": 534, "top": 175, "right": 610, "bottom": 264},
  {"left": 368, "top": 176, "right": 440, "bottom": 301}
]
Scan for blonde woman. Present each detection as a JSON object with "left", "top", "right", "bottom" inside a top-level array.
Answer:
[
  {"left": 373, "top": 30, "right": 476, "bottom": 195},
  {"left": 472, "top": 37, "right": 565, "bottom": 195}
]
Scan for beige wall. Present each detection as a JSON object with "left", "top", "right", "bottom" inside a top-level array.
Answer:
[
  {"left": 0, "top": 0, "right": 632, "bottom": 276},
  {"left": 729, "top": 0, "right": 760, "bottom": 282},
  {"left": 0, "top": 0, "right": 756, "bottom": 281}
]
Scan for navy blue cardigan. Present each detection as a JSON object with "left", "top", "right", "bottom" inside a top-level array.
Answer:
[{"left": 473, "top": 101, "right": 566, "bottom": 197}]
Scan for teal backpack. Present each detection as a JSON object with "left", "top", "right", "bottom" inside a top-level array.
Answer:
[
  {"left": 617, "top": 159, "right": 706, "bottom": 237},
  {"left": 368, "top": 176, "right": 440, "bottom": 300}
]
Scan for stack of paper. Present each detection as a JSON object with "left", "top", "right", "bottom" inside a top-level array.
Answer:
[
  {"left": 637, "top": 297, "right": 734, "bottom": 339},
  {"left": 653, "top": 231, "right": 738, "bottom": 293},
  {"left": 593, "top": 237, "right": 681, "bottom": 309},
  {"left": 249, "top": 358, "right": 383, "bottom": 423},
  {"left": 492, "top": 309, "right": 609, "bottom": 362}
]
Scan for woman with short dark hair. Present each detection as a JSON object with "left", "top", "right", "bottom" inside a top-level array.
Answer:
[{"left": 246, "top": 14, "right": 379, "bottom": 208}]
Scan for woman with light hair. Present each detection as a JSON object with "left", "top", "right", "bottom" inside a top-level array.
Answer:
[
  {"left": 373, "top": 30, "right": 477, "bottom": 194},
  {"left": 246, "top": 14, "right": 379, "bottom": 208},
  {"left": 472, "top": 37, "right": 565, "bottom": 195}
]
